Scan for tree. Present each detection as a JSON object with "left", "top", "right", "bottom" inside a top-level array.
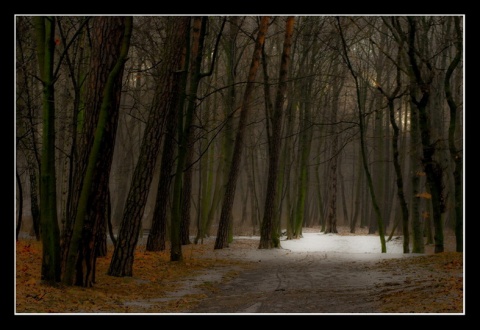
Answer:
[
  {"left": 324, "top": 57, "right": 345, "bottom": 234},
  {"left": 34, "top": 16, "right": 62, "bottom": 283},
  {"left": 16, "top": 16, "right": 463, "bottom": 267},
  {"left": 444, "top": 16, "right": 463, "bottom": 252},
  {"left": 337, "top": 17, "right": 386, "bottom": 252},
  {"left": 405, "top": 17, "right": 446, "bottom": 253},
  {"left": 175, "top": 17, "right": 225, "bottom": 253},
  {"left": 16, "top": 16, "right": 42, "bottom": 241},
  {"left": 259, "top": 16, "right": 294, "bottom": 249},
  {"left": 62, "top": 16, "right": 133, "bottom": 286},
  {"left": 375, "top": 51, "right": 410, "bottom": 253},
  {"left": 214, "top": 16, "right": 270, "bottom": 249},
  {"left": 108, "top": 16, "right": 190, "bottom": 277}
]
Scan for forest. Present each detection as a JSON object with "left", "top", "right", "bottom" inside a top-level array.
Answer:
[{"left": 15, "top": 15, "right": 463, "bottom": 291}]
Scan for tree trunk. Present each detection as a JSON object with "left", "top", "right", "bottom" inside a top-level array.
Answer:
[
  {"left": 108, "top": 17, "right": 190, "bottom": 277},
  {"left": 214, "top": 16, "right": 270, "bottom": 249},
  {"left": 388, "top": 97, "right": 410, "bottom": 253},
  {"left": 34, "top": 16, "right": 62, "bottom": 283},
  {"left": 16, "top": 169, "right": 23, "bottom": 241},
  {"left": 63, "top": 16, "right": 133, "bottom": 286},
  {"left": 28, "top": 161, "right": 41, "bottom": 240},
  {"left": 339, "top": 155, "right": 349, "bottom": 229},
  {"left": 293, "top": 102, "right": 313, "bottom": 238},
  {"left": 350, "top": 148, "right": 363, "bottom": 233},
  {"left": 259, "top": 16, "right": 294, "bottom": 249},
  {"left": 337, "top": 17, "right": 386, "bottom": 252},
  {"left": 406, "top": 17, "right": 445, "bottom": 253},
  {"left": 444, "top": 16, "right": 463, "bottom": 252},
  {"left": 325, "top": 134, "right": 338, "bottom": 234},
  {"left": 375, "top": 52, "right": 410, "bottom": 253},
  {"left": 325, "top": 60, "right": 343, "bottom": 234},
  {"left": 146, "top": 79, "right": 181, "bottom": 252},
  {"left": 194, "top": 102, "right": 215, "bottom": 243}
]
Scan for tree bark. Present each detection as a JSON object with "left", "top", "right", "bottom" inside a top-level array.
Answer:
[
  {"left": 146, "top": 74, "right": 181, "bottom": 252},
  {"left": 16, "top": 169, "right": 23, "bottom": 241},
  {"left": 406, "top": 17, "right": 445, "bottom": 253},
  {"left": 63, "top": 16, "right": 133, "bottom": 286},
  {"left": 259, "top": 16, "right": 294, "bottom": 249},
  {"left": 34, "top": 16, "right": 62, "bottom": 283},
  {"left": 375, "top": 47, "right": 410, "bottom": 253},
  {"left": 337, "top": 17, "right": 386, "bottom": 252},
  {"left": 444, "top": 16, "right": 463, "bottom": 252},
  {"left": 214, "top": 16, "right": 270, "bottom": 249},
  {"left": 108, "top": 17, "right": 190, "bottom": 277}
]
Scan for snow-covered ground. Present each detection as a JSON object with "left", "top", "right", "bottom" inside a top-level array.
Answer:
[
  {"left": 280, "top": 232, "right": 404, "bottom": 254},
  {"left": 224, "top": 232, "right": 412, "bottom": 263},
  {"left": 235, "top": 232, "right": 405, "bottom": 254}
]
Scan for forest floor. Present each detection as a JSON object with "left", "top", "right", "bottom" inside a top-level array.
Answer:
[{"left": 15, "top": 227, "right": 464, "bottom": 315}]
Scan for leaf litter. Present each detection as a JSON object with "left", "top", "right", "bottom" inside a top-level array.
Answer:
[{"left": 15, "top": 231, "right": 463, "bottom": 314}]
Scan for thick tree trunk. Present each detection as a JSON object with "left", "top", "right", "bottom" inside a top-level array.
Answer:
[
  {"left": 214, "top": 16, "right": 270, "bottom": 249},
  {"left": 63, "top": 16, "right": 132, "bottom": 286},
  {"left": 406, "top": 17, "right": 445, "bottom": 253},
  {"left": 444, "top": 16, "right": 463, "bottom": 252},
  {"left": 146, "top": 87, "right": 179, "bottom": 252},
  {"left": 34, "top": 16, "right": 62, "bottom": 283},
  {"left": 259, "top": 16, "right": 294, "bottom": 249},
  {"left": 108, "top": 17, "right": 190, "bottom": 277}
]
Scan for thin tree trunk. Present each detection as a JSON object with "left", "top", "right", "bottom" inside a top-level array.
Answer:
[
  {"left": 107, "top": 186, "right": 116, "bottom": 246},
  {"left": 339, "top": 155, "right": 349, "bottom": 229},
  {"left": 375, "top": 53, "right": 410, "bottom": 253},
  {"left": 16, "top": 169, "right": 23, "bottom": 241},
  {"left": 325, "top": 62, "right": 343, "bottom": 234},
  {"left": 410, "top": 99, "right": 424, "bottom": 253},
  {"left": 325, "top": 133, "right": 338, "bottom": 234},
  {"left": 175, "top": 17, "right": 225, "bottom": 253},
  {"left": 387, "top": 96, "right": 409, "bottom": 253},
  {"left": 350, "top": 156, "right": 363, "bottom": 233},
  {"left": 337, "top": 17, "right": 386, "bottom": 252},
  {"left": 28, "top": 161, "right": 41, "bottom": 240},
  {"left": 293, "top": 102, "right": 313, "bottom": 238},
  {"left": 194, "top": 106, "right": 215, "bottom": 244}
]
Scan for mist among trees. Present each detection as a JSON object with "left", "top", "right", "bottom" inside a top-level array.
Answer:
[{"left": 15, "top": 15, "right": 463, "bottom": 286}]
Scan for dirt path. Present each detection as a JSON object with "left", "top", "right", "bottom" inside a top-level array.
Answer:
[
  {"left": 178, "top": 241, "right": 429, "bottom": 314},
  {"left": 175, "top": 234, "right": 463, "bottom": 314},
  {"left": 15, "top": 231, "right": 462, "bottom": 314},
  {"left": 187, "top": 253, "right": 380, "bottom": 313}
]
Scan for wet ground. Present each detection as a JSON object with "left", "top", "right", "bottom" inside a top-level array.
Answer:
[{"left": 176, "top": 237, "right": 437, "bottom": 314}]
